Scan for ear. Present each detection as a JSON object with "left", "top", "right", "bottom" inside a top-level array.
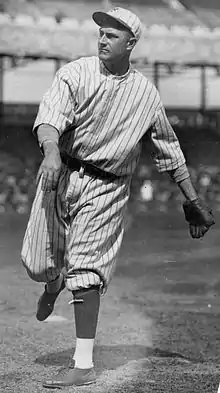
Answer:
[{"left": 126, "top": 37, "right": 137, "bottom": 52}]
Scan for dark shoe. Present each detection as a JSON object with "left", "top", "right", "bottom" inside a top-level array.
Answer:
[
  {"left": 36, "top": 277, "right": 65, "bottom": 321},
  {"left": 42, "top": 360, "right": 96, "bottom": 388}
]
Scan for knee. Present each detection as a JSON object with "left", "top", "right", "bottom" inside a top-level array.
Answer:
[
  {"left": 72, "top": 285, "right": 100, "bottom": 299},
  {"left": 62, "top": 267, "right": 104, "bottom": 292}
]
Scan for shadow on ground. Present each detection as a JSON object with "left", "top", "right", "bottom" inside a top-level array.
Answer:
[{"left": 34, "top": 344, "right": 192, "bottom": 373}]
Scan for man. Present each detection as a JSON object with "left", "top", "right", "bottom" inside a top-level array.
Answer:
[{"left": 21, "top": 7, "right": 214, "bottom": 388}]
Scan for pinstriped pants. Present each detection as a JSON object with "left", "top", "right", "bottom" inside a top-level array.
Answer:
[{"left": 21, "top": 165, "right": 130, "bottom": 294}]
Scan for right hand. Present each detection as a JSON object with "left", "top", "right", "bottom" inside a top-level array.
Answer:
[{"left": 36, "top": 141, "right": 62, "bottom": 192}]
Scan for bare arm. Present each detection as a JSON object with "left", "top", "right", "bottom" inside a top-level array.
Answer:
[
  {"left": 176, "top": 177, "right": 198, "bottom": 202},
  {"left": 168, "top": 163, "right": 198, "bottom": 201},
  {"left": 37, "top": 123, "right": 60, "bottom": 148},
  {"left": 36, "top": 124, "right": 62, "bottom": 192}
]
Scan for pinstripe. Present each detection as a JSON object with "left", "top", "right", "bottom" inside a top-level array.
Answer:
[
  {"left": 117, "top": 85, "right": 159, "bottom": 173},
  {"left": 153, "top": 111, "right": 171, "bottom": 168},
  {"left": 22, "top": 55, "right": 185, "bottom": 293},
  {"left": 76, "top": 61, "right": 103, "bottom": 133},
  {"left": 35, "top": 56, "right": 184, "bottom": 176},
  {"left": 103, "top": 80, "right": 153, "bottom": 174},
  {"left": 108, "top": 79, "right": 149, "bottom": 170},
  {"left": 150, "top": 106, "right": 185, "bottom": 172},
  {"left": 62, "top": 174, "right": 129, "bottom": 292},
  {"left": 22, "top": 171, "right": 127, "bottom": 292},
  {"left": 31, "top": 183, "right": 45, "bottom": 277},
  {"left": 82, "top": 76, "right": 116, "bottom": 155},
  {"left": 88, "top": 80, "right": 130, "bottom": 161},
  {"left": 56, "top": 172, "right": 69, "bottom": 271}
]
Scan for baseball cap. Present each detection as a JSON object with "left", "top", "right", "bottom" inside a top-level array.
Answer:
[{"left": 92, "top": 7, "right": 142, "bottom": 42}]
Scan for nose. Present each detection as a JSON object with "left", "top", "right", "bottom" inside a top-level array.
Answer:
[{"left": 99, "top": 34, "right": 107, "bottom": 45}]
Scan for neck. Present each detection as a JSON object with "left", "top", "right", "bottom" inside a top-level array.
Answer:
[{"left": 103, "top": 58, "right": 130, "bottom": 76}]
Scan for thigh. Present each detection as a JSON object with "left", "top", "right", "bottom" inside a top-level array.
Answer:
[
  {"left": 65, "top": 176, "right": 130, "bottom": 292},
  {"left": 21, "top": 170, "right": 69, "bottom": 282}
]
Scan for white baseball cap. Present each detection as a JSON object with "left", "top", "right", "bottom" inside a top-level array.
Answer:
[{"left": 92, "top": 7, "right": 142, "bottom": 42}]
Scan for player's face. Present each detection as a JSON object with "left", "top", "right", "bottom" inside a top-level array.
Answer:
[{"left": 98, "top": 26, "right": 134, "bottom": 62}]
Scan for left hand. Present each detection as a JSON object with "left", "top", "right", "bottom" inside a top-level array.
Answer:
[{"left": 182, "top": 198, "right": 215, "bottom": 239}]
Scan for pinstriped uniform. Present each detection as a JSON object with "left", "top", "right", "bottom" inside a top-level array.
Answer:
[{"left": 21, "top": 56, "right": 185, "bottom": 294}]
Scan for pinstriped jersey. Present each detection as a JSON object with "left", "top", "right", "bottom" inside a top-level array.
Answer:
[{"left": 34, "top": 56, "right": 185, "bottom": 176}]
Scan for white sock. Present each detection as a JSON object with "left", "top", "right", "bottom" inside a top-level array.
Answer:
[
  {"left": 47, "top": 273, "right": 63, "bottom": 294},
  {"left": 73, "top": 338, "right": 94, "bottom": 369}
]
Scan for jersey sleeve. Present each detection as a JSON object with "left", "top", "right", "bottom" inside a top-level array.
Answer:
[
  {"left": 33, "top": 64, "right": 79, "bottom": 141},
  {"left": 149, "top": 104, "right": 186, "bottom": 172}
]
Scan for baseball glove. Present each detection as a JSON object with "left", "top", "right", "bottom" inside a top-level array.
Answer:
[{"left": 182, "top": 198, "right": 215, "bottom": 239}]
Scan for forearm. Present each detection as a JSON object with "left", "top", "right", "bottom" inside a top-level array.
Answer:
[
  {"left": 37, "top": 124, "right": 59, "bottom": 146},
  {"left": 177, "top": 177, "right": 198, "bottom": 201},
  {"left": 168, "top": 163, "right": 198, "bottom": 201},
  {"left": 43, "top": 140, "right": 60, "bottom": 157},
  {"left": 36, "top": 124, "right": 60, "bottom": 156}
]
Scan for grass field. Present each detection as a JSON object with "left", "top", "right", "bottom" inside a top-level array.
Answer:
[{"left": 1, "top": 211, "right": 220, "bottom": 393}]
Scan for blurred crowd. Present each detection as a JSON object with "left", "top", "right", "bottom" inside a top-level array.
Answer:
[
  {"left": 1, "top": 150, "right": 220, "bottom": 215},
  {"left": 0, "top": 151, "right": 38, "bottom": 214},
  {"left": 130, "top": 162, "right": 220, "bottom": 214}
]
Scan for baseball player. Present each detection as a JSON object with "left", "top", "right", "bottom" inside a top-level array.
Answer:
[{"left": 21, "top": 7, "right": 215, "bottom": 388}]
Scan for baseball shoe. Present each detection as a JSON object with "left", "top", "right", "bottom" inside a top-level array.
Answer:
[
  {"left": 36, "top": 277, "right": 65, "bottom": 321},
  {"left": 42, "top": 359, "right": 96, "bottom": 388}
]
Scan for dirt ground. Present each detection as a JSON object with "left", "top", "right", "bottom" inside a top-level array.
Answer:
[{"left": 0, "top": 211, "right": 220, "bottom": 393}]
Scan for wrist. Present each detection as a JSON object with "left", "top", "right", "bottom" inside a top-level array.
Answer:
[
  {"left": 43, "top": 140, "right": 59, "bottom": 155},
  {"left": 188, "top": 196, "right": 199, "bottom": 202}
]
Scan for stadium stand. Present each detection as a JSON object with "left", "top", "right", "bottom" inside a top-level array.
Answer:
[
  {"left": 180, "top": 0, "right": 220, "bottom": 9},
  {"left": 1, "top": 0, "right": 220, "bottom": 29},
  {"left": 0, "top": 0, "right": 220, "bottom": 214},
  {"left": 0, "top": 0, "right": 206, "bottom": 27},
  {"left": 179, "top": 0, "right": 220, "bottom": 28}
]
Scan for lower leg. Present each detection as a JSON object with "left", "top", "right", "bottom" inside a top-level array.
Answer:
[
  {"left": 36, "top": 273, "right": 65, "bottom": 321},
  {"left": 46, "top": 273, "right": 64, "bottom": 293},
  {"left": 41, "top": 286, "right": 100, "bottom": 387},
  {"left": 72, "top": 286, "right": 100, "bottom": 369}
]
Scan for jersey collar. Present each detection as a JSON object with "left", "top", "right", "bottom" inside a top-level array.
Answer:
[{"left": 100, "top": 59, "right": 132, "bottom": 81}]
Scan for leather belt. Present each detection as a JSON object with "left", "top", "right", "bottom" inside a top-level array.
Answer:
[{"left": 60, "top": 152, "right": 119, "bottom": 181}]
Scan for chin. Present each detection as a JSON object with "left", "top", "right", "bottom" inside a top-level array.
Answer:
[{"left": 98, "top": 51, "right": 112, "bottom": 61}]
